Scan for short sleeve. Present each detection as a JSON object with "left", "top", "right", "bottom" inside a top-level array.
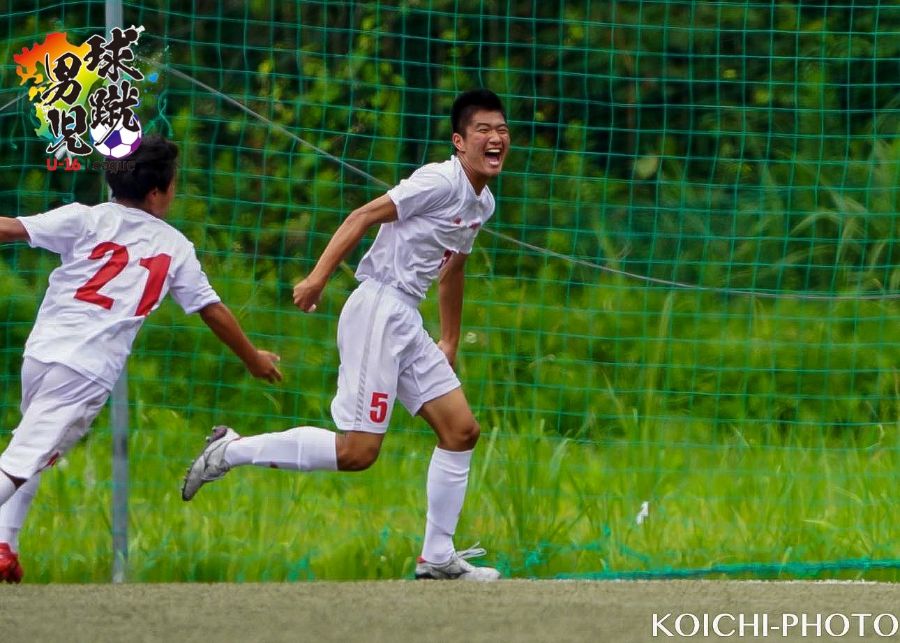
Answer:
[
  {"left": 169, "top": 246, "right": 222, "bottom": 314},
  {"left": 458, "top": 229, "right": 479, "bottom": 256},
  {"left": 387, "top": 165, "right": 455, "bottom": 222},
  {"left": 18, "top": 203, "right": 88, "bottom": 255},
  {"left": 458, "top": 192, "right": 495, "bottom": 255}
]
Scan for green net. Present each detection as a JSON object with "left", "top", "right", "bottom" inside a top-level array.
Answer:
[{"left": 0, "top": 1, "right": 897, "bottom": 581}]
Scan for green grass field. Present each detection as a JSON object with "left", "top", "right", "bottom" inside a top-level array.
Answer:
[
  {"left": 18, "top": 412, "right": 897, "bottom": 583},
  {"left": 0, "top": 247, "right": 897, "bottom": 583},
  {"left": 0, "top": 0, "right": 898, "bottom": 591},
  {"left": 3, "top": 277, "right": 893, "bottom": 583},
  {"left": 0, "top": 266, "right": 896, "bottom": 583}
]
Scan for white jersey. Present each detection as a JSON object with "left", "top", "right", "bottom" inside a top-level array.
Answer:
[
  {"left": 18, "top": 202, "right": 221, "bottom": 390},
  {"left": 355, "top": 155, "right": 495, "bottom": 301}
]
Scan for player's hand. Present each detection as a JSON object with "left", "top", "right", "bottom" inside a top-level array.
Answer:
[
  {"left": 437, "top": 339, "right": 458, "bottom": 370},
  {"left": 251, "top": 350, "right": 283, "bottom": 383},
  {"left": 293, "top": 276, "right": 324, "bottom": 313}
]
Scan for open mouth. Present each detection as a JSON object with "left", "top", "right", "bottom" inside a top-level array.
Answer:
[{"left": 485, "top": 148, "right": 503, "bottom": 167}]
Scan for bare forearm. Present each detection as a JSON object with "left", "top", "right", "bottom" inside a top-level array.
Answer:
[
  {"left": 307, "top": 194, "right": 399, "bottom": 286},
  {"left": 293, "top": 195, "right": 398, "bottom": 313},
  {"left": 199, "top": 302, "right": 282, "bottom": 382},
  {"left": 306, "top": 212, "right": 372, "bottom": 285},
  {"left": 438, "top": 263, "right": 465, "bottom": 349},
  {"left": 199, "top": 302, "right": 259, "bottom": 367},
  {"left": 0, "top": 217, "right": 28, "bottom": 243}
]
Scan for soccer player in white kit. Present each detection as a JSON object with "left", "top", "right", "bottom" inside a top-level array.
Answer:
[
  {"left": 0, "top": 135, "right": 282, "bottom": 582},
  {"left": 182, "top": 89, "right": 510, "bottom": 581}
]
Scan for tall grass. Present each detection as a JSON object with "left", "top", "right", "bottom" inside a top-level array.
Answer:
[
  {"left": 18, "top": 401, "right": 898, "bottom": 582},
  {"left": 2, "top": 0, "right": 899, "bottom": 584},
  {"left": 6, "top": 275, "right": 897, "bottom": 583}
]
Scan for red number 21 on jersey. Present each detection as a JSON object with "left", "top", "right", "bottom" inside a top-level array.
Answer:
[{"left": 74, "top": 241, "right": 172, "bottom": 316}]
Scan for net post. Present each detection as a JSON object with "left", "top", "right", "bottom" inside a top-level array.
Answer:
[
  {"left": 110, "top": 367, "right": 128, "bottom": 584},
  {"left": 106, "top": 0, "right": 127, "bottom": 585}
]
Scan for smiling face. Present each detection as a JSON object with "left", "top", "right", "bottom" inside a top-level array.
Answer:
[{"left": 452, "top": 109, "right": 510, "bottom": 193}]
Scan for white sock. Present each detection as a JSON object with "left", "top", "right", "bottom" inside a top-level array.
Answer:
[
  {"left": 0, "top": 473, "right": 40, "bottom": 552},
  {"left": 0, "top": 472, "right": 17, "bottom": 508},
  {"left": 421, "top": 447, "right": 472, "bottom": 565},
  {"left": 223, "top": 427, "right": 338, "bottom": 471}
]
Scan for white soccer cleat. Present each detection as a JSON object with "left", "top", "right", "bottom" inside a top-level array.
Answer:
[
  {"left": 415, "top": 545, "right": 501, "bottom": 582},
  {"left": 181, "top": 425, "right": 240, "bottom": 501}
]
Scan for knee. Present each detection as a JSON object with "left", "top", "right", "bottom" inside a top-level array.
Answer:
[
  {"left": 448, "top": 418, "right": 480, "bottom": 451},
  {"left": 336, "top": 438, "right": 381, "bottom": 472}
]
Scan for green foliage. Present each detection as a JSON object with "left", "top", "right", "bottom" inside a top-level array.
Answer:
[
  {"left": 0, "top": 1, "right": 897, "bottom": 580},
  {"left": 18, "top": 404, "right": 900, "bottom": 582}
]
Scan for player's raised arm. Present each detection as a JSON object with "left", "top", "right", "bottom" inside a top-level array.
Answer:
[
  {"left": 292, "top": 194, "right": 398, "bottom": 312},
  {"left": 0, "top": 217, "right": 29, "bottom": 243},
  {"left": 198, "top": 302, "right": 283, "bottom": 383}
]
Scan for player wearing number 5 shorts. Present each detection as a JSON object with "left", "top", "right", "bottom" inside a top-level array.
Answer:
[
  {"left": 182, "top": 89, "right": 510, "bottom": 581},
  {"left": 0, "top": 135, "right": 282, "bottom": 582}
]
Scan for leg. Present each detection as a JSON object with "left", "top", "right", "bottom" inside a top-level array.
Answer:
[
  {"left": 413, "top": 388, "right": 498, "bottom": 581},
  {"left": 221, "top": 425, "right": 385, "bottom": 472},
  {"left": 0, "top": 360, "right": 107, "bottom": 505},
  {"left": 0, "top": 472, "right": 41, "bottom": 552},
  {"left": 0, "top": 472, "right": 39, "bottom": 582},
  {"left": 181, "top": 424, "right": 341, "bottom": 501},
  {"left": 232, "top": 283, "right": 393, "bottom": 473},
  {"left": 183, "top": 285, "right": 399, "bottom": 499},
  {"left": 416, "top": 387, "right": 479, "bottom": 564},
  {"left": 224, "top": 427, "right": 383, "bottom": 472},
  {"left": 0, "top": 361, "right": 107, "bottom": 582},
  {"left": 0, "top": 471, "right": 24, "bottom": 507},
  {"left": 335, "top": 431, "right": 384, "bottom": 471},
  {"left": 391, "top": 323, "right": 498, "bottom": 580},
  {"left": 181, "top": 425, "right": 388, "bottom": 500},
  {"left": 417, "top": 387, "right": 480, "bottom": 451},
  {"left": 0, "top": 359, "right": 45, "bottom": 579},
  {"left": 0, "top": 359, "right": 40, "bottom": 505}
]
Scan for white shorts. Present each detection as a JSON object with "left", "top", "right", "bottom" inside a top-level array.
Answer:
[
  {"left": 330, "top": 280, "right": 461, "bottom": 434},
  {"left": 0, "top": 358, "right": 110, "bottom": 479}
]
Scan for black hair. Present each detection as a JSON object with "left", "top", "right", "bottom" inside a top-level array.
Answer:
[
  {"left": 105, "top": 134, "right": 178, "bottom": 201},
  {"left": 451, "top": 89, "right": 506, "bottom": 136}
]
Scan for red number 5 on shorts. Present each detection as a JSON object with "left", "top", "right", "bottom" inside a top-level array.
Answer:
[{"left": 369, "top": 392, "right": 389, "bottom": 423}]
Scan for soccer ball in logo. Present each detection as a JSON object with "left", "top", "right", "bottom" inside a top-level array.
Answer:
[{"left": 90, "top": 120, "right": 142, "bottom": 159}]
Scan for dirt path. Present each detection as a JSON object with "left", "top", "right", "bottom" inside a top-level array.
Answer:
[{"left": 1, "top": 580, "right": 898, "bottom": 642}]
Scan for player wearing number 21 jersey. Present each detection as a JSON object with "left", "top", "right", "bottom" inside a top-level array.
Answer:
[
  {"left": 21, "top": 201, "right": 217, "bottom": 390},
  {"left": 0, "top": 135, "right": 282, "bottom": 583},
  {"left": 182, "top": 90, "right": 511, "bottom": 581}
]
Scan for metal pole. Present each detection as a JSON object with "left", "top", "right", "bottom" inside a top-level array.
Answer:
[
  {"left": 110, "top": 368, "right": 128, "bottom": 583},
  {"left": 106, "top": 0, "right": 127, "bottom": 584},
  {"left": 106, "top": 0, "right": 122, "bottom": 35}
]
